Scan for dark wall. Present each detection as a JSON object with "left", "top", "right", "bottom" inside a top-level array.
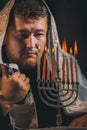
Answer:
[
  {"left": 0, "top": 0, "right": 87, "bottom": 77},
  {"left": 0, "top": 0, "right": 8, "bottom": 10},
  {"left": 46, "top": 0, "right": 87, "bottom": 77}
]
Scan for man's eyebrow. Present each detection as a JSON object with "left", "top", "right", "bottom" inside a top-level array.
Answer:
[
  {"left": 15, "top": 29, "right": 46, "bottom": 34},
  {"left": 35, "top": 29, "right": 46, "bottom": 33},
  {"left": 15, "top": 29, "right": 29, "bottom": 34}
]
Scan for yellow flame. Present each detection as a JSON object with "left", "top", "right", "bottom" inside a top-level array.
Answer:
[
  {"left": 47, "top": 48, "right": 50, "bottom": 53},
  {"left": 44, "top": 46, "right": 47, "bottom": 52},
  {"left": 74, "top": 40, "right": 78, "bottom": 57},
  {"left": 62, "top": 38, "right": 67, "bottom": 52},
  {"left": 38, "top": 45, "right": 40, "bottom": 52},
  {"left": 70, "top": 47, "right": 73, "bottom": 54},
  {"left": 52, "top": 48, "right": 55, "bottom": 53}
]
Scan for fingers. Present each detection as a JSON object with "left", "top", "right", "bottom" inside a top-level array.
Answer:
[
  {"left": 11, "top": 72, "right": 20, "bottom": 78},
  {"left": 11, "top": 72, "right": 30, "bottom": 86},
  {"left": 12, "top": 72, "right": 29, "bottom": 81},
  {"left": 20, "top": 74, "right": 26, "bottom": 81},
  {"left": 25, "top": 77, "right": 30, "bottom": 86},
  {"left": 1, "top": 65, "right": 8, "bottom": 79}
]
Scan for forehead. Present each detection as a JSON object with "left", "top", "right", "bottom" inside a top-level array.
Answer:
[{"left": 13, "top": 16, "right": 48, "bottom": 31}]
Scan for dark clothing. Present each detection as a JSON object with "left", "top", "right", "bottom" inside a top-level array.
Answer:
[
  {"left": 0, "top": 94, "right": 83, "bottom": 130},
  {"left": 30, "top": 74, "right": 83, "bottom": 128},
  {"left": 0, "top": 65, "right": 84, "bottom": 130},
  {"left": 24, "top": 70, "right": 83, "bottom": 128},
  {"left": 0, "top": 68, "right": 84, "bottom": 130},
  {"left": 0, "top": 108, "right": 13, "bottom": 130}
]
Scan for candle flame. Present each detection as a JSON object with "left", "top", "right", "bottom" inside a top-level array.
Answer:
[
  {"left": 52, "top": 48, "right": 55, "bottom": 53},
  {"left": 47, "top": 48, "right": 50, "bottom": 53},
  {"left": 62, "top": 42, "right": 64, "bottom": 51},
  {"left": 70, "top": 47, "right": 73, "bottom": 54},
  {"left": 74, "top": 40, "right": 78, "bottom": 57},
  {"left": 62, "top": 38, "right": 67, "bottom": 52},
  {"left": 38, "top": 45, "right": 40, "bottom": 52},
  {"left": 45, "top": 46, "right": 47, "bottom": 52}
]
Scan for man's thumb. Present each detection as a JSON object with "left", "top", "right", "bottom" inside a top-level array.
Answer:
[{"left": 1, "top": 65, "right": 8, "bottom": 79}]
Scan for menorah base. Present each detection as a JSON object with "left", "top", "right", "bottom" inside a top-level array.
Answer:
[{"left": 26, "top": 127, "right": 87, "bottom": 130}]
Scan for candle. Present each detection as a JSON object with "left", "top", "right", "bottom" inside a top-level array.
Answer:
[
  {"left": 70, "top": 57, "right": 74, "bottom": 83},
  {"left": 52, "top": 48, "right": 55, "bottom": 80},
  {"left": 66, "top": 56, "right": 69, "bottom": 84},
  {"left": 70, "top": 48, "right": 74, "bottom": 83},
  {"left": 42, "top": 46, "right": 47, "bottom": 80},
  {"left": 74, "top": 40, "right": 78, "bottom": 83},
  {"left": 62, "top": 54, "right": 65, "bottom": 82},
  {"left": 37, "top": 46, "right": 40, "bottom": 80},
  {"left": 75, "top": 59, "right": 78, "bottom": 82},
  {"left": 47, "top": 49, "right": 50, "bottom": 80},
  {"left": 56, "top": 47, "right": 59, "bottom": 74},
  {"left": 62, "top": 39, "right": 68, "bottom": 82}
]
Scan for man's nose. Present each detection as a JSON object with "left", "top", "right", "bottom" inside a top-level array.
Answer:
[{"left": 24, "top": 34, "right": 36, "bottom": 48}]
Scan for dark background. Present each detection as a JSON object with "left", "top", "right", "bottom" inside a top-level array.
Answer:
[
  {"left": 0, "top": 0, "right": 87, "bottom": 77},
  {"left": 46, "top": 0, "right": 87, "bottom": 78}
]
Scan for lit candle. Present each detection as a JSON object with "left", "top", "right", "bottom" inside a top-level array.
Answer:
[
  {"left": 62, "top": 39, "right": 68, "bottom": 82},
  {"left": 66, "top": 56, "right": 69, "bottom": 84},
  {"left": 42, "top": 46, "right": 47, "bottom": 80},
  {"left": 47, "top": 49, "right": 50, "bottom": 81},
  {"left": 74, "top": 40, "right": 78, "bottom": 82},
  {"left": 56, "top": 47, "right": 59, "bottom": 73},
  {"left": 70, "top": 48, "right": 74, "bottom": 83},
  {"left": 75, "top": 59, "right": 78, "bottom": 82},
  {"left": 62, "top": 54, "right": 65, "bottom": 82},
  {"left": 37, "top": 46, "right": 40, "bottom": 80},
  {"left": 52, "top": 48, "right": 55, "bottom": 80}
]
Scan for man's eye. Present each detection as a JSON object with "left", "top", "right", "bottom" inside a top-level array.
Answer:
[
  {"left": 15, "top": 34, "right": 28, "bottom": 40},
  {"left": 35, "top": 33, "right": 44, "bottom": 38}
]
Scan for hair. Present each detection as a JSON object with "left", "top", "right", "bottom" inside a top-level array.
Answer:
[{"left": 7, "top": 0, "right": 50, "bottom": 27}]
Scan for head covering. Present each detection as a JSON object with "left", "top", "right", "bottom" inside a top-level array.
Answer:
[
  {"left": 0, "top": 0, "right": 14, "bottom": 63},
  {"left": 1, "top": 0, "right": 87, "bottom": 123},
  {"left": 0, "top": 0, "right": 19, "bottom": 71}
]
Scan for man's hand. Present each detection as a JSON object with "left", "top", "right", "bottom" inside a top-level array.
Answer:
[
  {"left": 69, "top": 114, "right": 87, "bottom": 127},
  {"left": 0, "top": 65, "right": 30, "bottom": 115}
]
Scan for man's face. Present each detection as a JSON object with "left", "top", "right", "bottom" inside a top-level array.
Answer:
[{"left": 5, "top": 16, "right": 48, "bottom": 70}]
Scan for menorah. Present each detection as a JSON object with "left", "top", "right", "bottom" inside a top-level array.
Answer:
[{"left": 37, "top": 43, "right": 79, "bottom": 127}]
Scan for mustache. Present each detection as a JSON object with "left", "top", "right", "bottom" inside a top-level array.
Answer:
[{"left": 21, "top": 47, "right": 38, "bottom": 55}]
